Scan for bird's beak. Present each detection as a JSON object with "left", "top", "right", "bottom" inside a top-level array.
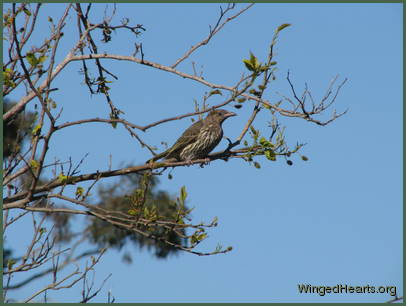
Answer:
[{"left": 224, "top": 111, "right": 237, "bottom": 118}]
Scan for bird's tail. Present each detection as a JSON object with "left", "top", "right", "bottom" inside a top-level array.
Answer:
[{"left": 145, "top": 151, "right": 167, "bottom": 164}]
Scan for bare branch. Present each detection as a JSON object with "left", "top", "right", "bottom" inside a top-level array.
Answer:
[
  {"left": 22, "top": 248, "right": 106, "bottom": 303},
  {"left": 171, "top": 3, "right": 254, "bottom": 68},
  {"left": 55, "top": 117, "right": 143, "bottom": 131}
]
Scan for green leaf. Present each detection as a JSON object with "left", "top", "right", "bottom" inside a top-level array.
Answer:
[
  {"left": 301, "top": 155, "right": 309, "bottom": 161},
  {"left": 208, "top": 89, "right": 222, "bottom": 97},
  {"left": 249, "top": 52, "right": 259, "bottom": 68},
  {"left": 31, "top": 124, "right": 42, "bottom": 136},
  {"left": 191, "top": 229, "right": 207, "bottom": 245},
  {"left": 259, "top": 65, "right": 269, "bottom": 72},
  {"left": 250, "top": 126, "right": 256, "bottom": 133},
  {"left": 143, "top": 206, "right": 149, "bottom": 217},
  {"left": 180, "top": 186, "right": 187, "bottom": 204},
  {"left": 38, "top": 55, "right": 47, "bottom": 64},
  {"left": 30, "top": 159, "right": 40, "bottom": 169},
  {"left": 46, "top": 98, "right": 57, "bottom": 109},
  {"left": 3, "top": 68, "right": 16, "bottom": 88},
  {"left": 276, "top": 23, "right": 291, "bottom": 32},
  {"left": 253, "top": 161, "right": 261, "bottom": 169},
  {"left": 75, "top": 186, "right": 84, "bottom": 197},
  {"left": 243, "top": 59, "right": 255, "bottom": 71},
  {"left": 184, "top": 207, "right": 195, "bottom": 215},
  {"left": 109, "top": 113, "right": 118, "bottom": 129},
  {"left": 58, "top": 173, "right": 68, "bottom": 183},
  {"left": 270, "top": 61, "right": 277, "bottom": 66},
  {"left": 237, "top": 98, "right": 246, "bottom": 103},
  {"left": 265, "top": 150, "right": 276, "bottom": 161},
  {"left": 249, "top": 126, "right": 259, "bottom": 140},
  {"left": 7, "top": 259, "right": 16, "bottom": 270},
  {"left": 259, "top": 137, "right": 272, "bottom": 147},
  {"left": 23, "top": 8, "right": 31, "bottom": 16},
  {"left": 197, "top": 233, "right": 207, "bottom": 242},
  {"left": 249, "top": 89, "right": 261, "bottom": 97},
  {"left": 26, "top": 52, "right": 38, "bottom": 67},
  {"left": 242, "top": 51, "right": 261, "bottom": 71}
]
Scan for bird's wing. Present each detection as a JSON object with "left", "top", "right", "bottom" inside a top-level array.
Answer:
[
  {"left": 147, "top": 120, "right": 204, "bottom": 162},
  {"left": 164, "top": 120, "right": 204, "bottom": 158}
]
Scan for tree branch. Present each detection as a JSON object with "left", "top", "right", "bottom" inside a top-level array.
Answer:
[{"left": 171, "top": 3, "right": 254, "bottom": 68}]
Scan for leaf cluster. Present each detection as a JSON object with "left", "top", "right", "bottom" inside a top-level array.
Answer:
[{"left": 88, "top": 173, "right": 188, "bottom": 259}]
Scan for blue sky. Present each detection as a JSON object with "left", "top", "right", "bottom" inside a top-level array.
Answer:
[{"left": 3, "top": 3, "right": 402, "bottom": 303}]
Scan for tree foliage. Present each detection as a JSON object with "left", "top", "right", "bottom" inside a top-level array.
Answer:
[
  {"left": 3, "top": 99, "right": 35, "bottom": 158},
  {"left": 88, "top": 173, "right": 189, "bottom": 259}
]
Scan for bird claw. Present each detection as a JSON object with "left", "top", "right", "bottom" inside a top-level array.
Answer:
[{"left": 199, "top": 158, "right": 211, "bottom": 168}]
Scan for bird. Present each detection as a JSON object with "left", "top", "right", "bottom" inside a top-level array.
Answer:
[{"left": 147, "top": 109, "right": 236, "bottom": 163}]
